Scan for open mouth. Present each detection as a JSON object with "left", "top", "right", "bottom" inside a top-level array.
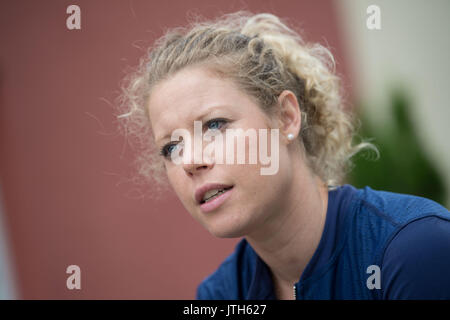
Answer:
[{"left": 200, "top": 186, "right": 234, "bottom": 204}]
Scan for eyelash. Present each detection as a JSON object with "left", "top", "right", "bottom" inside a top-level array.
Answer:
[
  {"left": 159, "top": 142, "right": 179, "bottom": 159},
  {"left": 159, "top": 118, "right": 229, "bottom": 159},
  {"left": 205, "top": 118, "right": 228, "bottom": 131}
]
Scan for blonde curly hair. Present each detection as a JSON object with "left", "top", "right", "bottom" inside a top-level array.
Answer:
[{"left": 116, "top": 11, "right": 376, "bottom": 191}]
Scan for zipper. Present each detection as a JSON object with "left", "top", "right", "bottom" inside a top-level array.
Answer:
[{"left": 293, "top": 284, "right": 297, "bottom": 300}]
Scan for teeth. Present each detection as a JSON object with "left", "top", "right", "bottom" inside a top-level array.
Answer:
[
  {"left": 203, "top": 189, "right": 223, "bottom": 202},
  {"left": 202, "top": 187, "right": 231, "bottom": 203}
]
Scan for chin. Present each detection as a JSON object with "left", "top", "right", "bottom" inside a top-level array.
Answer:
[
  {"left": 203, "top": 214, "right": 251, "bottom": 239},
  {"left": 208, "top": 227, "right": 246, "bottom": 239}
]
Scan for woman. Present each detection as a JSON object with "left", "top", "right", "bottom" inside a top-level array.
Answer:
[{"left": 117, "top": 12, "right": 450, "bottom": 299}]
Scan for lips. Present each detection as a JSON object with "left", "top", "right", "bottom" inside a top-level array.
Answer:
[{"left": 195, "top": 183, "right": 234, "bottom": 205}]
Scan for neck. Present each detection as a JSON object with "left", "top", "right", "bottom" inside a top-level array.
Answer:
[{"left": 245, "top": 161, "right": 329, "bottom": 291}]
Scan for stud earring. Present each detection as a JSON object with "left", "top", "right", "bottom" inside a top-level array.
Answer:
[{"left": 287, "top": 133, "right": 294, "bottom": 141}]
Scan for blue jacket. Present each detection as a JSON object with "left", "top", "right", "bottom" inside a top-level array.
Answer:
[{"left": 196, "top": 185, "right": 450, "bottom": 299}]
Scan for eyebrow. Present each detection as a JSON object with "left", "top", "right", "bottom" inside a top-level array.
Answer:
[{"left": 155, "top": 105, "right": 232, "bottom": 144}]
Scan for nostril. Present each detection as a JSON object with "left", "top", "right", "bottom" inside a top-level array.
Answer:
[
  {"left": 184, "top": 163, "right": 212, "bottom": 176},
  {"left": 193, "top": 164, "right": 209, "bottom": 171}
]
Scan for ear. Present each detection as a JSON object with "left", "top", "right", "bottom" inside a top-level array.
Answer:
[{"left": 277, "top": 90, "right": 301, "bottom": 142}]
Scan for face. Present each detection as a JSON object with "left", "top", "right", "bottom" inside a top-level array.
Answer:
[{"left": 148, "top": 66, "right": 296, "bottom": 238}]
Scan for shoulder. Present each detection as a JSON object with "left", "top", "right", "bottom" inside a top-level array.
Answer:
[
  {"left": 381, "top": 215, "right": 450, "bottom": 299},
  {"left": 353, "top": 186, "right": 449, "bottom": 226},
  {"left": 347, "top": 186, "right": 450, "bottom": 248},
  {"left": 196, "top": 238, "right": 257, "bottom": 300},
  {"left": 343, "top": 186, "right": 450, "bottom": 299}
]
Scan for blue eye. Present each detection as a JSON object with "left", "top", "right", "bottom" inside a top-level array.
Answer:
[
  {"left": 167, "top": 144, "right": 177, "bottom": 154},
  {"left": 206, "top": 118, "right": 227, "bottom": 131},
  {"left": 160, "top": 143, "right": 180, "bottom": 159}
]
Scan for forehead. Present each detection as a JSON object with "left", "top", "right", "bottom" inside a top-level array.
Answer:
[{"left": 148, "top": 67, "right": 257, "bottom": 141}]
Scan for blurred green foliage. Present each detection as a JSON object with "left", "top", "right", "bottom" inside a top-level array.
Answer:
[{"left": 348, "top": 89, "right": 446, "bottom": 205}]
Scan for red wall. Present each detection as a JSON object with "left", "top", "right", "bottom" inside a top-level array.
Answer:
[{"left": 0, "top": 0, "right": 348, "bottom": 299}]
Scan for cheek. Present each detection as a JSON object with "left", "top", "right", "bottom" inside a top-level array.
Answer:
[
  {"left": 231, "top": 164, "right": 274, "bottom": 200},
  {"left": 166, "top": 166, "right": 187, "bottom": 199}
]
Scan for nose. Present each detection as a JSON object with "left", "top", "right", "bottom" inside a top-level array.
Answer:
[
  {"left": 180, "top": 135, "right": 215, "bottom": 176},
  {"left": 182, "top": 160, "right": 214, "bottom": 176}
]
